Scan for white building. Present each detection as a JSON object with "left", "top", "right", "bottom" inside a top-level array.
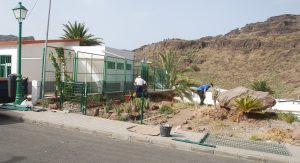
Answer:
[{"left": 0, "top": 39, "right": 134, "bottom": 95}]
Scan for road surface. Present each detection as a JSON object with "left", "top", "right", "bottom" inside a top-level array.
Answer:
[{"left": 0, "top": 115, "right": 253, "bottom": 163}]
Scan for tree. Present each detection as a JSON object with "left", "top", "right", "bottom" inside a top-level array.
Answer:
[
  {"left": 61, "top": 21, "right": 103, "bottom": 46},
  {"left": 159, "top": 50, "right": 191, "bottom": 99}
]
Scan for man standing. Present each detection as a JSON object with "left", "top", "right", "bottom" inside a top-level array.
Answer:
[
  {"left": 196, "top": 83, "right": 213, "bottom": 105},
  {"left": 134, "top": 75, "right": 147, "bottom": 98}
]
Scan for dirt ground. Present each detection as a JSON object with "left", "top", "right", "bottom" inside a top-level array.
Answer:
[
  {"left": 143, "top": 102, "right": 296, "bottom": 144},
  {"left": 41, "top": 98, "right": 297, "bottom": 144}
]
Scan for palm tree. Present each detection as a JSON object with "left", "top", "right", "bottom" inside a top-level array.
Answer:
[
  {"left": 61, "top": 21, "right": 103, "bottom": 46},
  {"left": 159, "top": 50, "right": 191, "bottom": 99},
  {"left": 159, "top": 50, "right": 178, "bottom": 89}
]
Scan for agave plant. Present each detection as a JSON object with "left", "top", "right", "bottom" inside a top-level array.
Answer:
[{"left": 234, "top": 96, "right": 263, "bottom": 122}]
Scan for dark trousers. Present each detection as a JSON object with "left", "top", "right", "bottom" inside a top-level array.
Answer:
[
  {"left": 136, "top": 85, "right": 144, "bottom": 98},
  {"left": 197, "top": 90, "right": 205, "bottom": 105}
]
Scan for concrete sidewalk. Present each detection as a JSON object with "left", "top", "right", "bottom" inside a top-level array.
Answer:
[{"left": 0, "top": 108, "right": 299, "bottom": 163}]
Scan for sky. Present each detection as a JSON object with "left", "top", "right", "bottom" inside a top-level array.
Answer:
[{"left": 1, "top": 0, "right": 300, "bottom": 50}]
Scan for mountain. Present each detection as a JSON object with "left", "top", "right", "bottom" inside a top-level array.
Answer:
[
  {"left": 134, "top": 14, "right": 300, "bottom": 98},
  {"left": 0, "top": 35, "right": 34, "bottom": 41}
]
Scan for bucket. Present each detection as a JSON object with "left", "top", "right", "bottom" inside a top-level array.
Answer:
[
  {"left": 124, "top": 95, "right": 131, "bottom": 101},
  {"left": 160, "top": 124, "right": 172, "bottom": 137}
]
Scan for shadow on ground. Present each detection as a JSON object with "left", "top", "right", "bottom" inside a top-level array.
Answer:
[{"left": 0, "top": 109, "right": 24, "bottom": 125}]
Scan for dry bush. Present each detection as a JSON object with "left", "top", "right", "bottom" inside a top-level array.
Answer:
[{"left": 250, "top": 127, "right": 293, "bottom": 143}]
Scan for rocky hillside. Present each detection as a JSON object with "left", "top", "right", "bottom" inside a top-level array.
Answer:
[
  {"left": 0, "top": 35, "right": 34, "bottom": 41},
  {"left": 134, "top": 14, "right": 300, "bottom": 98}
]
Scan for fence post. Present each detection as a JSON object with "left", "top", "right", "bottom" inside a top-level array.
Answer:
[
  {"left": 124, "top": 59, "right": 127, "bottom": 93},
  {"left": 60, "top": 82, "right": 64, "bottom": 110},
  {"left": 140, "top": 91, "right": 144, "bottom": 124}
]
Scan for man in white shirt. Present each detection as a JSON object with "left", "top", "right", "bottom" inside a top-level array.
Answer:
[{"left": 134, "top": 75, "right": 147, "bottom": 97}]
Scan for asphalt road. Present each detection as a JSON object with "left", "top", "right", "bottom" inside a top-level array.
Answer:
[{"left": 0, "top": 115, "right": 253, "bottom": 163}]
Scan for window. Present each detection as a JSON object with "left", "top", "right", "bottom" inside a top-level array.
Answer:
[
  {"left": 0, "top": 55, "right": 11, "bottom": 77},
  {"left": 117, "top": 63, "right": 124, "bottom": 70},
  {"left": 126, "top": 63, "right": 131, "bottom": 70},
  {"left": 107, "top": 61, "right": 115, "bottom": 69}
]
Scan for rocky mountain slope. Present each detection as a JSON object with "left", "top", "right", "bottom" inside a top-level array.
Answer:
[
  {"left": 134, "top": 14, "right": 300, "bottom": 98},
  {"left": 0, "top": 35, "right": 34, "bottom": 41}
]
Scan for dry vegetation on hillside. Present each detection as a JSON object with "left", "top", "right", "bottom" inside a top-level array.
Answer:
[{"left": 134, "top": 14, "right": 300, "bottom": 98}]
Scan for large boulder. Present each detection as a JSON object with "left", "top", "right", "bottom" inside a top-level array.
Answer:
[{"left": 217, "top": 87, "right": 276, "bottom": 110}]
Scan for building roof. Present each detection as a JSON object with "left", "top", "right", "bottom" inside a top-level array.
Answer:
[{"left": 0, "top": 39, "right": 81, "bottom": 45}]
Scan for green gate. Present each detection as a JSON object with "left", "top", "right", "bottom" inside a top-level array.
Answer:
[{"left": 60, "top": 81, "right": 87, "bottom": 115}]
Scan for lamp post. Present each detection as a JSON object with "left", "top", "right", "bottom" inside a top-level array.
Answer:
[{"left": 12, "top": 2, "right": 28, "bottom": 104}]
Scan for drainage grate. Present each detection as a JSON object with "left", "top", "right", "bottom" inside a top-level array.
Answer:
[{"left": 203, "top": 135, "right": 291, "bottom": 156}]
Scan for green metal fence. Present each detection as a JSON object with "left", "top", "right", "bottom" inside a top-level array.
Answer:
[
  {"left": 134, "top": 63, "right": 168, "bottom": 91},
  {"left": 60, "top": 81, "right": 87, "bottom": 114},
  {"left": 42, "top": 46, "right": 135, "bottom": 113},
  {"left": 41, "top": 46, "right": 169, "bottom": 114}
]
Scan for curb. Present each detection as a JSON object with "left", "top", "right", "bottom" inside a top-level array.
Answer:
[{"left": 0, "top": 109, "right": 294, "bottom": 163}]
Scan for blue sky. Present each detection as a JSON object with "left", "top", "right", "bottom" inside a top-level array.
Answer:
[{"left": 1, "top": 0, "right": 300, "bottom": 50}]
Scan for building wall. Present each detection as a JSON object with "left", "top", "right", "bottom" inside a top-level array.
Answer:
[{"left": 0, "top": 41, "right": 80, "bottom": 81}]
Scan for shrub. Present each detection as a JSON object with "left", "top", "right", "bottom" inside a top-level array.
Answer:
[
  {"left": 234, "top": 96, "right": 263, "bottom": 122},
  {"left": 250, "top": 134, "right": 263, "bottom": 141},
  {"left": 250, "top": 80, "right": 274, "bottom": 94},
  {"left": 277, "top": 112, "right": 298, "bottom": 123},
  {"left": 114, "top": 105, "right": 122, "bottom": 116},
  {"left": 40, "top": 98, "right": 50, "bottom": 108},
  {"left": 159, "top": 105, "right": 174, "bottom": 115},
  {"left": 190, "top": 64, "right": 200, "bottom": 71}
]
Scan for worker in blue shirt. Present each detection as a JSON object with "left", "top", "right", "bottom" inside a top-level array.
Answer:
[{"left": 196, "top": 83, "right": 213, "bottom": 105}]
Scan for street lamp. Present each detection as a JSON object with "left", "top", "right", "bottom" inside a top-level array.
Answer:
[{"left": 13, "top": 2, "right": 28, "bottom": 104}]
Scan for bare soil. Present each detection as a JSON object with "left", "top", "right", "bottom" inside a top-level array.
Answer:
[
  {"left": 143, "top": 103, "right": 295, "bottom": 144},
  {"left": 39, "top": 98, "right": 296, "bottom": 144}
]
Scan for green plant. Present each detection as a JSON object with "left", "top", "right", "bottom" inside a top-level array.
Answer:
[
  {"left": 250, "top": 80, "right": 274, "bottom": 94},
  {"left": 104, "top": 102, "right": 111, "bottom": 113},
  {"left": 159, "top": 50, "right": 192, "bottom": 100},
  {"left": 40, "top": 98, "right": 50, "bottom": 108},
  {"left": 159, "top": 105, "right": 174, "bottom": 115},
  {"left": 61, "top": 21, "right": 103, "bottom": 46},
  {"left": 49, "top": 47, "right": 72, "bottom": 98},
  {"left": 277, "top": 112, "right": 298, "bottom": 123},
  {"left": 190, "top": 64, "right": 200, "bottom": 71},
  {"left": 144, "top": 98, "right": 150, "bottom": 110},
  {"left": 250, "top": 134, "right": 263, "bottom": 141},
  {"left": 114, "top": 105, "right": 122, "bottom": 116},
  {"left": 133, "top": 98, "right": 142, "bottom": 113},
  {"left": 234, "top": 96, "right": 263, "bottom": 122}
]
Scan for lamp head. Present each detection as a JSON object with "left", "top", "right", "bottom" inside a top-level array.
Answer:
[{"left": 13, "top": 2, "right": 28, "bottom": 22}]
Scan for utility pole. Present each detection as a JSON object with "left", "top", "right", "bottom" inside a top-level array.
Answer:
[{"left": 41, "top": 0, "right": 52, "bottom": 98}]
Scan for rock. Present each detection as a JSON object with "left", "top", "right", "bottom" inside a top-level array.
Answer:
[
  {"left": 120, "top": 113, "right": 130, "bottom": 120},
  {"left": 188, "top": 115, "right": 195, "bottom": 120},
  {"left": 198, "top": 127, "right": 206, "bottom": 132},
  {"left": 217, "top": 87, "right": 276, "bottom": 110},
  {"left": 167, "top": 115, "right": 173, "bottom": 118},
  {"left": 150, "top": 104, "right": 159, "bottom": 110},
  {"left": 292, "top": 128, "right": 300, "bottom": 140},
  {"left": 187, "top": 126, "right": 192, "bottom": 130},
  {"left": 292, "top": 122, "right": 300, "bottom": 128},
  {"left": 161, "top": 101, "right": 173, "bottom": 107},
  {"left": 49, "top": 103, "right": 59, "bottom": 110},
  {"left": 94, "top": 108, "right": 100, "bottom": 116},
  {"left": 182, "top": 120, "right": 188, "bottom": 125}
]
